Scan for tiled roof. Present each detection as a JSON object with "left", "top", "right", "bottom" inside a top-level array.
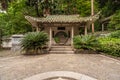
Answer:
[{"left": 25, "top": 14, "right": 99, "bottom": 23}]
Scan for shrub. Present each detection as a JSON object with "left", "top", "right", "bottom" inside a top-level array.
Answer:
[
  {"left": 21, "top": 32, "right": 49, "bottom": 54},
  {"left": 54, "top": 37, "right": 60, "bottom": 43},
  {"left": 73, "top": 35, "right": 99, "bottom": 51},
  {"left": 98, "top": 37, "right": 120, "bottom": 57},
  {"left": 109, "top": 30, "right": 120, "bottom": 38}
]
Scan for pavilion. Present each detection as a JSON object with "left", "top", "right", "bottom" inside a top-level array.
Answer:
[{"left": 25, "top": 14, "right": 99, "bottom": 50}]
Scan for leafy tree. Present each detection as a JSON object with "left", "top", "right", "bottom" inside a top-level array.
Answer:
[
  {"left": 0, "top": 0, "right": 32, "bottom": 36},
  {"left": 51, "top": 0, "right": 99, "bottom": 16},
  {"left": 0, "top": 0, "right": 99, "bottom": 37},
  {"left": 76, "top": 0, "right": 91, "bottom": 16},
  {"left": 25, "top": 0, "right": 54, "bottom": 16},
  {"left": 97, "top": 0, "right": 120, "bottom": 17},
  {"left": 25, "top": 0, "right": 42, "bottom": 17},
  {"left": 108, "top": 10, "right": 120, "bottom": 30}
]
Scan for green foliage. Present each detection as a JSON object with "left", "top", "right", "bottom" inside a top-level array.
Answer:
[
  {"left": 73, "top": 34, "right": 120, "bottom": 56},
  {"left": 97, "top": 0, "right": 120, "bottom": 17},
  {"left": 73, "top": 35, "right": 99, "bottom": 51},
  {"left": 76, "top": 0, "right": 91, "bottom": 16},
  {"left": 0, "top": 0, "right": 32, "bottom": 36},
  {"left": 21, "top": 32, "right": 49, "bottom": 54},
  {"left": 0, "top": 0, "right": 100, "bottom": 36},
  {"left": 51, "top": 0, "right": 99, "bottom": 16},
  {"left": 108, "top": 10, "right": 120, "bottom": 30},
  {"left": 94, "top": 20, "right": 101, "bottom": 31},
  {"left": 79, "top": 27, "right": 84, "bottom": 35},
  {"left": 1, "top": 0, "right": 99, "bottom": 16},
  {"left": 98, "top": 37, "right": 120, "bottom": 57},
  {"left": 97, "top": 0, "right": 120, "bottom": 31},
  {"left": 54, "top": 37, "right": 60, "bottom": 43},
  {"left": 101, "top": 1, "right": 114, "bottom": 17},
  {"left": 24, "top": 0, "right": 44, "bottom": 17},
  {"left": 109, "top": 30, "right": 120, "bottom": 38}
]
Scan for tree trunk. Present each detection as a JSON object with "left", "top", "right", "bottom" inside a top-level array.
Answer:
[
  {"left": 43, "top": 0, "right": 50, "bottom": 16},
  {"left": 91, "top": 0, "right": 94, "bottom": 33},
  {"left": 35, "top": 1, "right": 40, "bottom": 17}
]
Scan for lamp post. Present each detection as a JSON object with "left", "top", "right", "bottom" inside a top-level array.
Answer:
[{"left": 91, "top": 0, "right": 94, "bottom": 33}]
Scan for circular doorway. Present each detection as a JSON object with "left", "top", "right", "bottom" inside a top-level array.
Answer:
[{"left": 54, "top": 31, "right": 68, "bottom": 45}]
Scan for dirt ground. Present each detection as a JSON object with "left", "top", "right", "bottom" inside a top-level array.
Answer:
[
  {"left": 0, "top": 50, "right": 22, "bottom": 57},
  {"left": 0, "top": 50, "right": 120, "bottom": 80}
]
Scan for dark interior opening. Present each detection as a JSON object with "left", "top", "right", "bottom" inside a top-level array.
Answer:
[{"left": 58, "top": 27, "right": 65, "bottom": 30}]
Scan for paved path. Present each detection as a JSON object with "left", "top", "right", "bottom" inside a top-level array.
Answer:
[
  {"left": 0, "top": 54, "right": 120, "bottom": 80},
  {"left": 23, "top": 71, "right": 97, "bottom": 80}
]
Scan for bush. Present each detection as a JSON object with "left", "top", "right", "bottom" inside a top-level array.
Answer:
[
  {"left": 54, "top": 37, "right": 60, "bottom": 43},
  {"left": 109, "top": 30, "right": 120, "bottom": 38},
  {"left": 98, "top": 37, "right": 120, "bottom": 57},
  {"left": 73, "top": 35, "right": 99, "bottom": 51},
  {"left": 21, "top": 32, "right": 49, "bottom": 54}
]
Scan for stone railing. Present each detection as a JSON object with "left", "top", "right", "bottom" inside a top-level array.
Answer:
[{"left": 2, "top": 38, "right": 12, "bottom": 49}]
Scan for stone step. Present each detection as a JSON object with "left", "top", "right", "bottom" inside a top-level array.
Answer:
[
  {"left": 51, "top": 46, "right": 72, "bottom": 48},
  {"left": 49, "top": 46, "right": 74, "bottom": 54},
  {"left": 49, "top": 51, "right": 74, "bottom": 54},
  {"left": 51, "top": 47, "right": 73, "bottom": 51}
]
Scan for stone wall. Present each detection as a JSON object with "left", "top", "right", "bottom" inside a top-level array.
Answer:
[
  {"left": 11, "top": 35, "right": 23, "bottom": 51},
  {"left": 2, "top": 35, "right": 23, "bottom": 51},
  {"left": 2, "top": 38, "right": 12, "bottom": 49}
]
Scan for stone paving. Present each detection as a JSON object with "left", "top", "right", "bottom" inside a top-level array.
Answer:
[
  {"left": 0, "top": 54, "right": 120, "bottom": 80},
  {"left": 23, "top": 71, "right": 97, "bottom": 80}
]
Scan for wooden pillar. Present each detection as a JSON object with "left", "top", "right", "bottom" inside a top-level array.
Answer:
[
  {"left": 91, "top": 0, "right": 94, "bottom": 33},
  {"left": 71, "top": 26, "right": 74, "bottom": 47},
  {"left": 92, "top": 23, "right": 94, "bottom": 33},
  {"left": 102, "top": 23, "right": 104, "bottom": 32},
  {"left": 36, "top": 27, "right": 39, "bottom": 32},
  {"left": 85, "top": 26, "right": 87, "bottom": 35},
  {"left": 49, "top": 27, "right": 52, "bottom": 49}
]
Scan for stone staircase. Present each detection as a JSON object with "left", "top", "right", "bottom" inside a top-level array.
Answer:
[{"left": 49, "top": 46, "right": 74, "bottom": 54}]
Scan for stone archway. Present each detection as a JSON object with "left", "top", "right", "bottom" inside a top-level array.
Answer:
[{"left": 54, "top": 31, "right": 68, "bottom": 45}]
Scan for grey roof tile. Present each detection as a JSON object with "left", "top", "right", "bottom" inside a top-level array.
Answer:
[{"left": 25, "top": 14, "right": 99, "bottom": 23}]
